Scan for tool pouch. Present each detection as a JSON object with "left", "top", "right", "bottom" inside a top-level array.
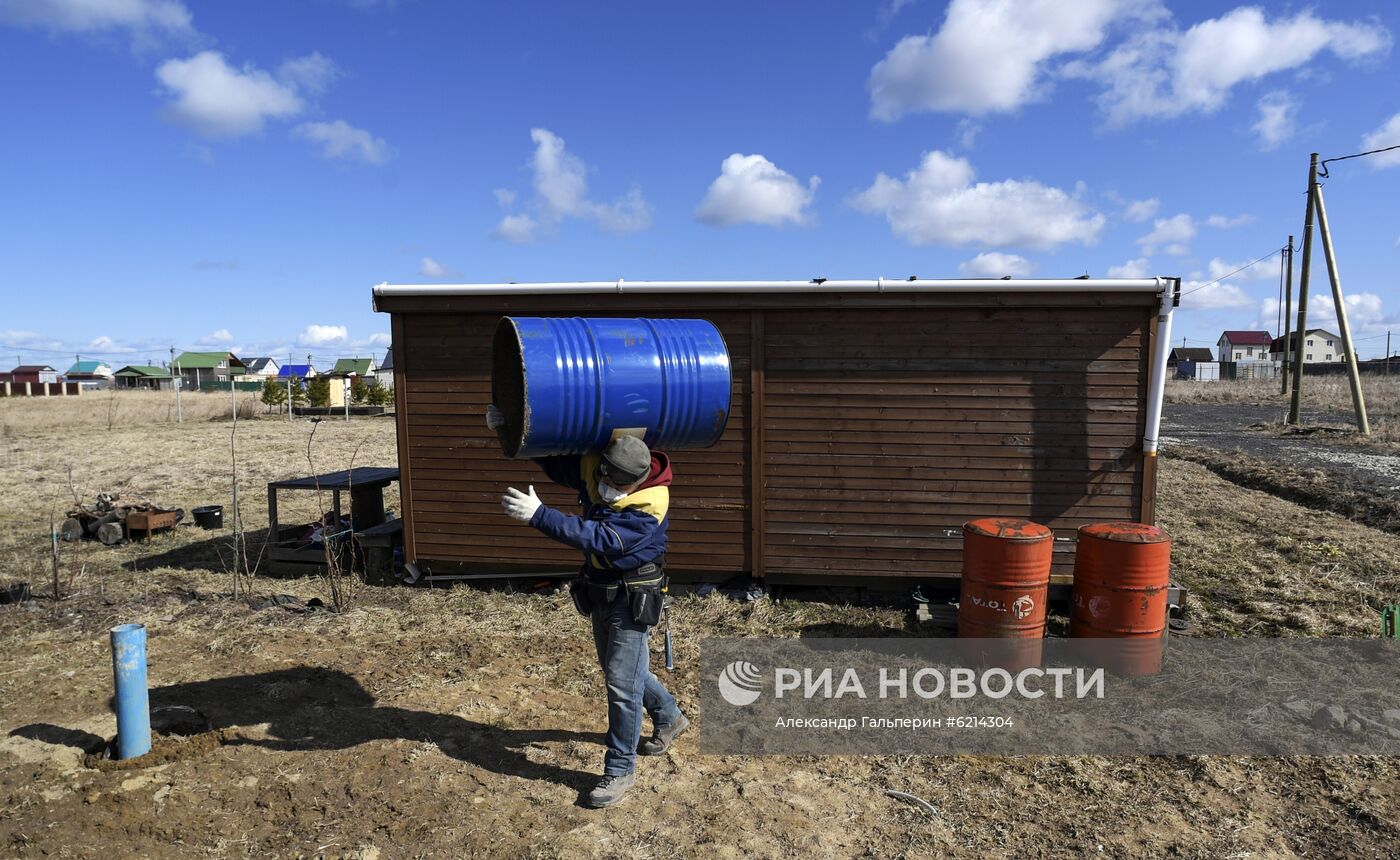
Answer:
[
  {"left": 568, "top": 574, "right": 593, "bottom": 618},
  {"left": 623, "top": 561, "right": 666, "bottom": 627}
]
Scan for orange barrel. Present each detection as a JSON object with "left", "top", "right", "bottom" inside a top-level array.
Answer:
[
  {"left": 958, "top": 518, "right": 1053, "bottom": 639},
  {"left": 1070, "top": 523, "right": 1172, "bottom": 676}
]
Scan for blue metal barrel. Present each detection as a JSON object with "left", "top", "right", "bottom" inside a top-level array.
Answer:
[{"left": 492, "top": 317, "right": 731, "bottom": 458}]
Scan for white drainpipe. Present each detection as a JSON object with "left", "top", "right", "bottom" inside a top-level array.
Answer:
[
  {"left": 1140, "top": 279, "right": 1179, "bottom": 457},
  {"left": 372, "top": 275, "right": 1177, "bottom": 459}
]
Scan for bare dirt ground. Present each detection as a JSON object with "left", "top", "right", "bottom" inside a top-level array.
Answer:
[{"left": 2, "top": 394, "right": 1399, "bottom": 858}]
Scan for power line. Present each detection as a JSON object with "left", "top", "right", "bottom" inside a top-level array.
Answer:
[
  {"left": 1318, "top": 144, "right": 1400, "bottom": 178},
  {"left": 1178, "top": 248, "right": 1284, "bottom": 298}
]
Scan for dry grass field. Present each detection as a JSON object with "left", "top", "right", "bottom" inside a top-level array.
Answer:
[{"left": 1, "top": 394, "right": 1398, "bottom": 858}]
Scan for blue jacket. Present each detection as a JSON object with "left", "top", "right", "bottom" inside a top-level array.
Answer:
[{"left": 528, "top": 450, "right": 672, "bottom": 580}]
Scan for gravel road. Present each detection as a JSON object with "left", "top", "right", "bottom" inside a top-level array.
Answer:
[{"left": 1161, "top": 403, "right": 1400, "bottom": 493}]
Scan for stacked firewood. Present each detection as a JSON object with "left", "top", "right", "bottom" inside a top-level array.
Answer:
[{"left": 60, "top": 493, "right": 183, "bottom": 546}]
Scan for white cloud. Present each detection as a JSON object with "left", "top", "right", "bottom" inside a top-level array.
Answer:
[
  {"left": 958, "top": 252, "right": 1035, "bottom": 277},
  {"left": 954, "top": 118, "right": 981, "bottom": 149},
  {"left": 1180, "top": 278, "right": 1254, "bottom": 311},
  {"left": 1206, "top": 213, "right": 1254, "bottom": 229},
  {"left": 295, "top": 120, "right": 392, "bottom": 165},
  {"left": 366, "top": 333, "right": 391, "bottom": 347},
  {"left": 849, "top": 150, "right": 1104, "bottom": 249},
  {"left": 156, "top": 51, "right": 303, "bottom": 137},
  {"left": 1080, "top": 8, "right": 1390, "bottom": 126},
  {"left": 1252, "top": 91, "right": 1296, "bottom": 151},
  {"left": 1137, "top": 213, "right": 1195, "bottom": 256},
  {"left": 1206, "top": 257, "right": 1274, "bottom": 282},
  {"left": 298, "top": 324, "right": 348, "bottom": 346},
  {"left": 1123, "top": 197, "right": 1159, "bottom": 223},
  {"left": 492, "top": 214, "right": 540, "bottom": 244},
  {"left": 493, "top": 188, "right": 517, "bottom": 208},
  {"left": 1262, "top": 293, "right": 1396, "bottom": 353},
  {"left": 1107, "top": 257, "right": 1151, "bottom": 278},
  {"left": 867, "top": 0, "right": 1139, "bottom": 119},
  {"left": 695, "top": 154, "right": 819, "bottom": 227},
  {"left": 418, "top": 257, "right": 460, "bottom": 279},
  {"left": 1361, "top": 113, "right": 1400, "bottom": 169},
  {"left": 277, "top": 52, "right": 337, "bottom": 94},
  {"left": 85, "top": 335, "right": 123, "bottom": 352},
  {"left": 201, "top": 328, "right": 233, "bottom": 344},
  {"left": 0, "top": 0, "right": 194, "bottom": 44},
  {"left": 492, "top": 128, "right": 652, "bottom": 242}
]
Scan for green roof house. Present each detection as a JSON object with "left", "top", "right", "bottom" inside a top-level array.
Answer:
[
  {"left": 65, "top": 359, "right": 114, "bottom": 380},
  {"left": 113, "top": 365, "right": 175, "bottom": 391},
  {"left": 327, "top": 357, "right": 375, "bottom": 377},
  {"left": 171, "top": 351, "right": 246, "bottom": 389}
]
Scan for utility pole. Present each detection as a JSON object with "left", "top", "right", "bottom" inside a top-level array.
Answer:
[
  {"left": 1312, "top": 180, "right": 1370, "bottom": 435},
  {"left": 286, "top": 353, "right": 293, "bottom": 420},
  {"left": 1281, "top": 235, "right": 1294, "bottom": 395},
  {"left": 171, "top": 347, "right": 182, "bottom": 423},
  {"left": 1387, "top": 331, "right": 1392, "bottom": 376},
  {"left": 1289, "top": 154, "right": 1319, "bottom": 425}
]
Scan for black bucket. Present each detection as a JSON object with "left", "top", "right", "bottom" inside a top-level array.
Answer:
[{"left": 192, "top": 505, "right": 223, "bottom": 529}]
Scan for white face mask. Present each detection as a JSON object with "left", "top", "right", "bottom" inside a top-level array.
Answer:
[{"left": 597, "top": 482, "right": 627, "bottom": 504}]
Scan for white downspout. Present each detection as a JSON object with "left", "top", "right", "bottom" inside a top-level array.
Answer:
[{"left": 1140, "top": 278, "right": 1177, "bottom": 456}]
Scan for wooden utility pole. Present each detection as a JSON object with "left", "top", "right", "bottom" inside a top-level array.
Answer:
[
  {"left": 1312, "top": 182, "right": 1370, "bottom": 435},
  {"left": 171, "top": 346, "right": 182, "bottom": 423},
  {"left": 1289, "top": 155, "right": 1319, "bottom": 425},
  {"left": 1387, "top": 331, "right": 1392, "bottom": 375},
  {"left": 1280, "top": 235, "right": 1294, "bottom": 394}
]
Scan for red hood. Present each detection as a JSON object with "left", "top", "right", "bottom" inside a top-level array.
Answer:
[{"left": 634, "top": 452, "right": 673, "bottom": 491}]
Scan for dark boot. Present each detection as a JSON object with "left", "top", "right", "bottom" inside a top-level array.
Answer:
[
  {"left": 586, "top": 771, "right": 637, "bottom": 808},
  {"left": 639, "top": 713, "right": 690, "bottom": 756}
]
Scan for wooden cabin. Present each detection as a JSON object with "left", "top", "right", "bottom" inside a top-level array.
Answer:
[{"left": 373, "top": 278, "right": 1178, "bottom": 587}]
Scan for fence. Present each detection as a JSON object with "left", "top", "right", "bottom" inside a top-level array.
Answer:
[{"left": 0, "top": 381, "right": 83, "bottom": 397}]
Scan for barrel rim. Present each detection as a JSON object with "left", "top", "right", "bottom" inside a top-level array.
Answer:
[
  {"left": 1077, "top": 522, "right": 1171, "bottom": 543},
  {"left": 962, "top": 517, "right": 1053, "bottom": 541}
]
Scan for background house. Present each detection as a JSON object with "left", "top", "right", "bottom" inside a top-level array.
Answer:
[
  {"left": 277, "top": 363, "right": 315, "bottom": 379},
  {"left": 328, "top": 357, "right": 375, "bottom": 379},
  {"left": 1271, "top": 329, "right": 1346, "bottom": 363},
  {"left": 377, "top": 346, "right": 393, "bottom": 388},
  {"left": 243, "top": 357, "right": 280, "bottom": 379},
  {"left": 8, "top": 365, "right": 59, "bottom": 385},
  {"left": 1217, "top": 331, "right": 1273, "bottom": 362},
  {"left": 1167, "top": 347, "right": 1216, "bottom": 380},
  {"left": 113, "top": 365, "right": 175, "bottom": 390},
  {"left": 172, "top": 351, "right": 246, "bottom": 390},
  {"left": 64, "top": 359, "right": 114, "bottom": 388}
]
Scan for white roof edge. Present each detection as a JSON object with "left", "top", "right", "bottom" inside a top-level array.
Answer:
[{"left": 373, "top": 277, "right": 1170, "bottom": 299}]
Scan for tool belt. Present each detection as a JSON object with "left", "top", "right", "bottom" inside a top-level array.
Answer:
[{"left": 569, "top": 559, "right": 666, "bottom": 627}]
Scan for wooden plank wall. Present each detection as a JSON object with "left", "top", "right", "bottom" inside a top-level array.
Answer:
[
  {"left": 760, "top": 306, "right": 1146, "bottom": 580},
  {"left": 397, "top": 311, "right": 751, "bottom": 573},
  {"left": 390, "top": 296, "right": 1152, "bottom": 582}
]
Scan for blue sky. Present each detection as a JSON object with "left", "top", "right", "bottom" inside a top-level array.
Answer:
[{"left": 2, "top": 0, "right": 1398, "bottom": 370}]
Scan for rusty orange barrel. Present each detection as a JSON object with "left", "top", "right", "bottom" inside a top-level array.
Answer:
[
  {"left": 958, "top": 518, "right": 1053, "bottom": 639},
  {"left": 1070, "top": 522, "right": 1172, "bottom": 676}
]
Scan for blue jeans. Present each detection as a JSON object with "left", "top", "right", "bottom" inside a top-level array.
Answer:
[{"left": 591, "top": 586, "right": 680, "bottom": 776}]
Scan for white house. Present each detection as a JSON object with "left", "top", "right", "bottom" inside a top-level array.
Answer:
[
  {"left": 243, "top": 357, "right": 280, "bottom": 379},
  {"left": 1217, "top": 331, "right": 1273, "bottom": 362},
  {"left": 1271, "top": 329, "right": 1345, "bottom": 364}
]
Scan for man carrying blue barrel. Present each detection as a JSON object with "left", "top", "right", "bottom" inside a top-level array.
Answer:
[{"left": 489, "top": 405, "right": 689, "bottom": 808}]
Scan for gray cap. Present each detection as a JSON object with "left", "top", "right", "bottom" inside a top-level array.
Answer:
[{"left": 600, "top": 436, "right": 651, "bottom": 485}]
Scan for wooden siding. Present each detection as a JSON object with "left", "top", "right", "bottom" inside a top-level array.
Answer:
[
  {"left": 397, "top": 310, "right": 751, "bottom": 573},
  {"left": 385, "top": 291, "right": 1156, "bottom": 582}
]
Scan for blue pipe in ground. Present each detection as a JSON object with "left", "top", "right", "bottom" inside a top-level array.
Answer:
[{"left": 110, "top": 623, "right": 151, "bottom": 759}]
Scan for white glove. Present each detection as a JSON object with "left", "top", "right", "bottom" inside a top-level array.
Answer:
[
  {"left": 486, "top": 404, "right": 505, "bottom": 430},
  {"left": 502, "top": 485, "right": 541, "bottom": 522}
]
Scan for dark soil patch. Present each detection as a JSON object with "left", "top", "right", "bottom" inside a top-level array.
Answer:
[{"left": 1166, "top": 447, "right": 1400, "bottom": 535}]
